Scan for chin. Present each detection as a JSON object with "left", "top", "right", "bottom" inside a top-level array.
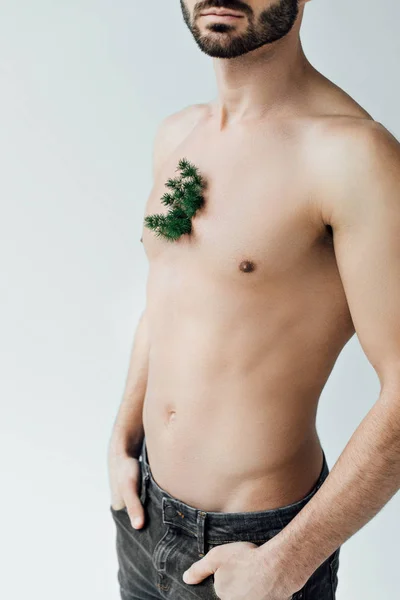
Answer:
[{"left": 202, "top": 30, "right": 240, "bottom": 44}]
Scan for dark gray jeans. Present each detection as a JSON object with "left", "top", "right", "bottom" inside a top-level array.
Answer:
[{"left": 110, "top": 437, "right": 340, "bottom": 599}]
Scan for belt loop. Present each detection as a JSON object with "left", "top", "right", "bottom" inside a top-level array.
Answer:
[
  {"left": 140, "top": 465, "right": 149, "bottom": 505},
  {"left": 139, "top": 436, "right": 150, "bottom": 504},
  {"left": 196, "top": 510, "right": 207, "bottom": 556},
  {"left": 140, "top": 435, "right": 146, "bottom": 463},
  {"left": 140, "top": 437, "right": 148, "bottom": 475}
]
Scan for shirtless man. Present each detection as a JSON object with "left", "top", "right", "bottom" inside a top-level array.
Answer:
[{"left": 107, "top": 1, "right": 400, "bottom": 599}]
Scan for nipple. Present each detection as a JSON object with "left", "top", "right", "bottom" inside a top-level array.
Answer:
[{"left": 239, "top": 260, "right": 256, "bottom": 273}]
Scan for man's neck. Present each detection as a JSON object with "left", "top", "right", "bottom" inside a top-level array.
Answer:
[{"left": 211, "top": 38, "right": 312, "bottom": 128}]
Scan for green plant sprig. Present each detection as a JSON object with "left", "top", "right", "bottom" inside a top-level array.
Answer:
[{"left": 144, "top": 158, "right": 206, "bottom": 241}]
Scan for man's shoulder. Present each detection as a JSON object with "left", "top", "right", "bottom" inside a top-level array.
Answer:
[
  {"left": 152, "top": 103, "right": 209, "bottom": 175},
  {"left": 320, "top": 115, "right": 395, "bottom": 153},
  {"left": 158, "top": 103, "right": 209, "bottom": 133},
  {"left": 316, "top": 116, "right": 398, "bottom": 186},
  {"left": 310, "top": 116, "right": 400, "bottom": 225}
]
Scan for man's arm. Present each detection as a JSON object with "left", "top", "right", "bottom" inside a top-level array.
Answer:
[
  {"left": 108, "top": 308, "right": 149, "bottom": 458},
  {"left": 258, "top": 120, "right": 400, "bottom": 589}
]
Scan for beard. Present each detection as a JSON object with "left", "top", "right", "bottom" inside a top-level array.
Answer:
[{"left": 180, "top": 0, "right": 299, "bottom": 59}]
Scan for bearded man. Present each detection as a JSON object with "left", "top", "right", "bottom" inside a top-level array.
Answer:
[{"left": 108, "top": 2, "right": 400, "bottom": 599}]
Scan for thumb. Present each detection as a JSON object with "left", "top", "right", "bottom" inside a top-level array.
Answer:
[{"left": 183, "top": 550, "right": 218, "bottom": 584}]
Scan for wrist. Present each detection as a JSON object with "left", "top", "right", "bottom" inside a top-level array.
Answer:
[
  {"left": 108, "top": 431, "right": 143, "bottom": 460},
  {"left": 256, "top": 530, "right": 309, "bottom": 592}
]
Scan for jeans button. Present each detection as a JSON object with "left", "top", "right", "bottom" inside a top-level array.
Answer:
[{"left": 165, "top": 504, "right": 176, "bottom": 518}]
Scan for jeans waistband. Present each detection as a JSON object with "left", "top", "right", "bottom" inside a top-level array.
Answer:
[{"left": 139, "top": 436, "right": 329, "bottom": 541}]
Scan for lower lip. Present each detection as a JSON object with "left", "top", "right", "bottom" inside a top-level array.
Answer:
[{"left": 201, "top": 14, "right": 244, "bottom": 21}]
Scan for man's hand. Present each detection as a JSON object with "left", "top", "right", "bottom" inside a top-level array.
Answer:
[
  {"left": 108, "top": 452, "right": 145, "bottom": 529},
  {"left": 182, "top": 540, "right": 298, "bottom": 600}
]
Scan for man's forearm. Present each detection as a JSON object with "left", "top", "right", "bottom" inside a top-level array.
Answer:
[
  {"left": 108, "top": 310, "right": 149, "bottom": 459},
  {"left": 259, "top": 382, "right": 400, "bottom": 589},
  {"left": 108, "top": 400, "right": 145, "bottom": 458}
]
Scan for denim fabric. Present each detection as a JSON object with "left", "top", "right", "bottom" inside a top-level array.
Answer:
[{"left": 110, "top": 437, "right": 340, "bottom": 599}]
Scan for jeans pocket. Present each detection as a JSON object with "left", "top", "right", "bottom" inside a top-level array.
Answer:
[{"left": 110, "top": 503, "right": 128, "bottom": 514}]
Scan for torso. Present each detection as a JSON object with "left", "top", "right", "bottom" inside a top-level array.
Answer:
[{"left": 141, "top": 75, "right": 374, "bottom": 512}]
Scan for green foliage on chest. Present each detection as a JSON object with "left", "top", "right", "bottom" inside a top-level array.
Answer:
[{"left": 144, "top": 158, "right": 206, "bottom": 241}]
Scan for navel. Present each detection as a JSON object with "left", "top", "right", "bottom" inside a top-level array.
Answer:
[
  {"left": 239, "top": 259, "right": 256, "bottom": 273},
  {"left": 166, "top": 410, "right": 176, "bottom": 426}
]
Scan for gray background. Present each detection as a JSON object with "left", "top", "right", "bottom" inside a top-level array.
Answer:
[{"left": 0, "top": 1, "right": 399, "bottom": 598}]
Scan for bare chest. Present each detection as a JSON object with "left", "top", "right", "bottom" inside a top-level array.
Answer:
[{"left": 142, "top": 127, "right": 325, "bottom": 287}]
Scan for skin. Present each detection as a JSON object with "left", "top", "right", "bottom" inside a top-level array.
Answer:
[{"left": 108, "top": 1, "right": 400, "bottom": 598}]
